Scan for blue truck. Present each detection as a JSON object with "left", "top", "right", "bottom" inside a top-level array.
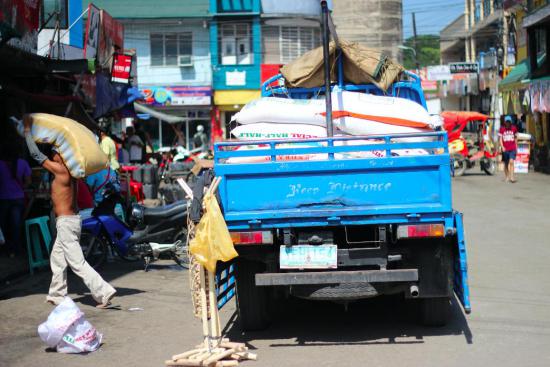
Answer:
[
  {"left": 213, "top": 69, "right": 471, "bottom": 331},
  {"left": 213, "top": 4, "right": 470, "bottom": 329}
]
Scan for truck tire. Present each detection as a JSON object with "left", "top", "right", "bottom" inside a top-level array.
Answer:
[
  {"left": 420, "top": 297, "right": 451, "bottom": 327},
  {"left": 235, "top": 259, "right": 271, "bottom": 331}
]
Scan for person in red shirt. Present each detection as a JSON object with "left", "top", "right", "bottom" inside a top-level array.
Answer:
[{"left": 499, "top": 116, "right": 518, "bottom": 183}]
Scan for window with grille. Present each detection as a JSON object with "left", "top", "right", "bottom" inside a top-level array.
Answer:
[
  {"left": 219, "top": 23, "right": 253, "bottom": 65},
  {"left": 280, "top": 26, "right": 321, "bottom": 64},
  {"left": 150, "top": 33, "right": 193, "bottom": 67}
]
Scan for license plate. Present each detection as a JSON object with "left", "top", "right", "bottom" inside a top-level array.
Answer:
[{"left": 280, "top": 245, "right": 337, "bottom": 269}]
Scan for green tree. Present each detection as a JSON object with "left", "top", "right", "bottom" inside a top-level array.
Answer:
[{"left": 401, "top": 35, "right": 440, "bottom": 70}]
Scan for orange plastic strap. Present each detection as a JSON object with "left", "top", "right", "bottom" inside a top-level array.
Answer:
[{"left": 321, "top": 110, "right": 431, "bottom": 129}]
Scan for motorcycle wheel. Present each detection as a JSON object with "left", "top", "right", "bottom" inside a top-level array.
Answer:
[
  {"left": 481, "top": 158, "right": 496, "bottom": 175},
  {"left": 452, "top": 154, "right": 467, "bottom": 177},
  {"left": 80, "top": 230, "right": 108, "bottom": 269},
  {"left": 172, "top": 228, "right": 190, "bottom": 269}
]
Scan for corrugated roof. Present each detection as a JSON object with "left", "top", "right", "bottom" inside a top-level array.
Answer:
[{"left": 83, "top": 0, "right": 210, "bottom": 18}]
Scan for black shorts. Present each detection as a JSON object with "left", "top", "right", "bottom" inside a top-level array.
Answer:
[{"left": 502, "top": 150, "right": 517, "bottom": 163}]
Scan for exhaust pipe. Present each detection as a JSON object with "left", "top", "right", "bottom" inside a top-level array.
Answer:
[{"left": 410, "top": 285, "right": 419, "bottom": 298}]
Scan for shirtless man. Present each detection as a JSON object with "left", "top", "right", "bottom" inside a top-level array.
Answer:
[{"left": 24, "top": 115, "right": 116, "bottom": 308}]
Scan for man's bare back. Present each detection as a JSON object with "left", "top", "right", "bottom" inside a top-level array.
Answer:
[{"left": 48, "top": 154, "right": 77, "bottom": 217}]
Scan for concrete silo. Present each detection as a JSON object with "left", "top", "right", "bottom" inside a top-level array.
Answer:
[{"left": 331, "top": 0, "right": 403, "bottom": 62}]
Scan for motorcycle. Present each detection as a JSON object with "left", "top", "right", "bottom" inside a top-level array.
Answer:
[
  {"left": 441, "top": 111, "right": 498, "bottom": 177},
  {"left": 80, "top": 190, "right": 189, "bottom": 271}
]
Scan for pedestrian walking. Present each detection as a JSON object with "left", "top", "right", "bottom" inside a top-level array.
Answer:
[
  {"left": 24, "top": 116, "right": 116, "bottom": 308},
  {"left": 99, "top": 129, "right": 120, "bottom": 171},
  {"left": 499, "top": 116, "right": 518, "bottom": 183}
]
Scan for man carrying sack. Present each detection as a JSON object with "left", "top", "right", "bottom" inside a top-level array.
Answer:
[{"left": 23, "top": 115, "right": 116, "bottom": 308}]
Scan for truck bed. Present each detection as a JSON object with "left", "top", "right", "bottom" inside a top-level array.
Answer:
[{"left": 214, "top": 132, "right": 453, "bottom": 230}]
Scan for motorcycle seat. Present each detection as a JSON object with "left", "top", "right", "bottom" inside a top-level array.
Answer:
[{"left": 142, "top": 200, "right": 187, "bottom": 220}]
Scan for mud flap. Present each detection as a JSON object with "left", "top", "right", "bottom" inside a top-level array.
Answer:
[
  {"left": 216, "top": 260, "right": 236, "bottom": 310},
  {"left": 453, "top": 212, "right": 471, "bottom": 313}
]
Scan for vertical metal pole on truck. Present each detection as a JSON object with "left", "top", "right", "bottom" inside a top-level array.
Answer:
[{"left": 321, "top": 0, "right": 334, "bottom": 137}]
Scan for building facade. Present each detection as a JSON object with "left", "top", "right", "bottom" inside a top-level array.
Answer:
[
  {"left": 503, "top": 0, "right": 550, "bottom": 172},
  {"left": 209, "top": 0, "right": 262, "bottom": 140},
  {"left": 90, "top": 0, "right": 212, "bottom": 149}
]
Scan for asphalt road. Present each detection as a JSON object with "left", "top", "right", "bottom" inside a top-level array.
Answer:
[{"left": 1, "top": 171, "right": 549, "bottom": 367}]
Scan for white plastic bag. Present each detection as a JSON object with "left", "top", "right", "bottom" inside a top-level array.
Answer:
[{"left": 38, "top": 297, "right": 103, "bottom": 353}]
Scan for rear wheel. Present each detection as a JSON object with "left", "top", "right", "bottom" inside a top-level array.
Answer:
[
  {"left": 235, "top": 258, "right": 272, "bottom": 331},
  {"left": 420, "top": 297, "right": 451, "bottom": 327},
  {"left": 481, "top": 158, "right": 496, "bottom": 175},
  {"left": 80, "top": 230, "right": 108, "bottom": 269}
]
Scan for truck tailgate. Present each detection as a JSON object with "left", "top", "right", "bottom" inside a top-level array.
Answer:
[{"left": 214, "top": 133, "right": 452, "bottom": 229}]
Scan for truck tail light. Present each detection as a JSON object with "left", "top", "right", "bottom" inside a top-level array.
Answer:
[
  {"left": 230, "top": 231, "right": 274, "bottom": 245},
  {"left": 396, "top": 224, "right": 445, "bottom": 239}
]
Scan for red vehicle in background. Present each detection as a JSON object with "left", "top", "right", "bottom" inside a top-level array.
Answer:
[{"left": 441, "top": 111, "right": 498, "bottom": 176}]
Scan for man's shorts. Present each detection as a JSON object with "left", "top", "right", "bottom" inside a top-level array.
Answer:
[{"left": 502, "top": 150, "right": 517, "bottom": 163}]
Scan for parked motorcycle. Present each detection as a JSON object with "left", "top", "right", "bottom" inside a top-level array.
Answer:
[
  {"left": 80, "top": 190, "right": 189, "bottom": 271},
  {"left": 442, "top": 111, "right": 498, "bottom": 177}
]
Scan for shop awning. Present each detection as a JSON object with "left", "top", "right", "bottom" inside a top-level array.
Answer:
[
  {"left": 134, "top": 103, "right": 186, "bottom": 124},
  {"left": 499, "top": 59, "right": 530, "bottom": 91}
]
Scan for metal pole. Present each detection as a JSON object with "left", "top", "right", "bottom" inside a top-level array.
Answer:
[
  {"left": 186, "top": 120, "right": 190, "bottom": 149},
  {"left": 412, "top": 12, "right": 420, "bottom": 73},
  {"left": 159, "top": 119, "right": 163, "bottom": 149},
  {"left": 321, "top": 0, "right": 333, "bottom": 137}
]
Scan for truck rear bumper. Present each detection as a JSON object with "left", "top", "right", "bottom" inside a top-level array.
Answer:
[{"left": 255, "top": 269, "right": 418, "bottom": 286}]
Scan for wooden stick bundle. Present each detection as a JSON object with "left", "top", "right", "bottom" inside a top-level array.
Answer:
[{"left": 167, "top": 176, "right": 256, "bottom": 367}]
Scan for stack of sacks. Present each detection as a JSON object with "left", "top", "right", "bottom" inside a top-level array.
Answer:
[{"left": 228, "top": 91, "right": 434, "bottom": 162}]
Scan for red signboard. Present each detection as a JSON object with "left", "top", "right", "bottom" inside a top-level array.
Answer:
[{"left": 111, "top": 53, "right": 132, "bottom": 84}]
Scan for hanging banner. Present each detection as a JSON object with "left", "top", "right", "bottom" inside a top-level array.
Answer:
[
  {"left": 98, "top": 10, "right": 124, "bottom": 69},
  {"left": 0, "top": 0, "right": 40, "bottom": 52},
  {"left": 111, "top": 53, "right": 132, "bottom": 84},
  {"left": 83, "top": 4, "right": 100, "bottom": 59}
]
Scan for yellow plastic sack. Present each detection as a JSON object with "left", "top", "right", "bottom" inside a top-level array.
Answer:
[
  {"left": 16, "top": 113, "right": 108, "bottom": 178},
  {"left": 189, "top": 193, "right": 238, "bottom": 273}
]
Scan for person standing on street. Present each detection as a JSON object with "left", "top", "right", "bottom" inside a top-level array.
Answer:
[
  {"left": 24, "top": 116, "right": 116, "bottom": 308},
  {"left": 0, "top": 125, "right": 31, "bottom": 257},
  {"left": 193, "top": 125, "right": 208, "bottom": 152},
  {"left": 99, "top": 129, "right": 120, "bottom": 172},
  {"left": 499, "top": 116, "right": 518, "bottom": 183},
  {"left": 125, "top": 126, "right": 144, "bottom": 164}
]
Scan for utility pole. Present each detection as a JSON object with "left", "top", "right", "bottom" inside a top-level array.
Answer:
[{"left": 412, "top": 12, "right": 420, "bottom": 72}]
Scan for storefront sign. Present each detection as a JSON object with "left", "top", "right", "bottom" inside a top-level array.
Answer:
[
  {"left": 98, "top": 10, "right": 124, "bottom": 68},
  {"left": 449, "top": 62, "right": 479, "bottom": 74},
  {"left": 111, "top": 53, "right": 132, "bottom": 84},
  {"left": 141, "top": 86, "right": 212, "bottom": 107},
  {"left": 427, "top": 65, "right": 451, "bottom": 81},
  {"left": 84, "top": 4, "right": 100, "bottom": 58},
  {"left": 0, "top": 0, "right": 40, "bottom": 52}
]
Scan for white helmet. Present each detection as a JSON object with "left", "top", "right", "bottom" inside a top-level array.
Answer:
[{"left": 197, "top": 125, "right": 204, "bottom": 132}]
